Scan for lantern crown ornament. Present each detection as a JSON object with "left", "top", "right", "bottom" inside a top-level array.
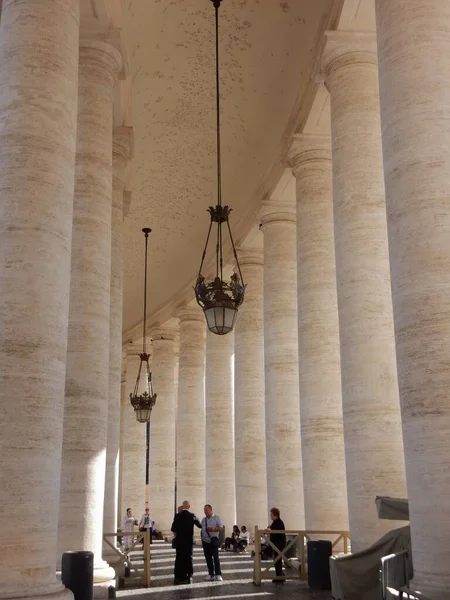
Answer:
[
  {"left": 194, "top": 0, "right": 245, "bottom": 335},
  {"left": 129, "top": 228, "right": 157, "bottom": 423}
]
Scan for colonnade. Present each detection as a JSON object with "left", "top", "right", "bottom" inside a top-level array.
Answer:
[{"left": 0, "top": 1, "right": 449, "bottom": 598}]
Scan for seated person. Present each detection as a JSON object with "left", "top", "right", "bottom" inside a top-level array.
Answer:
[
  {"left": 224, "top": 525, "right": 240, "bottom": 551},
  {"left": 237, "top": 525, "right": 250, "bottom": 552}
]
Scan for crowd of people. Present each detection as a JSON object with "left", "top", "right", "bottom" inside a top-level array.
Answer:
[{"left": 121, "top": 502, "right": 287, "bottom": 586}]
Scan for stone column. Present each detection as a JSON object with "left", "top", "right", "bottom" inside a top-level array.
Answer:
[
  {"left": 120, "top": 346, "right": 147, "bottom": 518},
  {"left": 234, "top": 250, "right": 268, "bottom": 530},
  {"left": 289, "top": 134, "right": 349, "bottom": 532},
  {"left": 103, "top": 127, "right": 133, "bottom": 553},
  {"left": 376, "top": 0, "right": 450, "bottom": 592},
  {"left": 322, "top": 31, "right": 406, "bottom": 551},
  {"left": 58, "top": 40, "right": 121, "bottom": 582},
  {"left": 176, "top": 306, "right": 206, "bottom": 514},
  {"left": 205, "top": 330, "right": 236, "bottom": 530},
  {"left": 149, "top": 328, "right": 177, "bottom": 533},
  {"left": 260, "top": 201, "right": 304, "bottom": 528},
  {"left": 0, "top": 1, "right": 79, "bottom": 598}
]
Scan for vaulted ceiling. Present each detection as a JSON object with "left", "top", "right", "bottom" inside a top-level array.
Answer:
[{"left": 121, "top": 0, "right": 344, "bottom": 337}]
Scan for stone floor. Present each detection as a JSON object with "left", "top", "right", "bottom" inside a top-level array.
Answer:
[{"left": 117, "top": 542, "right": 332, "bottom": 600}]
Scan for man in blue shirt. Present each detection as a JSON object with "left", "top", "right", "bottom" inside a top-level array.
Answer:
[{"left": 201, "top": 504, "right": 223, "bottom": 581}]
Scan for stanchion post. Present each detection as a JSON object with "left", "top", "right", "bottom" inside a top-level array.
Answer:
[
  {"left": 143, "top": 529, "right": 150, "bottom": 587},
  {"left": 253, "top": 526, "right": 261, "bottom": 585}
]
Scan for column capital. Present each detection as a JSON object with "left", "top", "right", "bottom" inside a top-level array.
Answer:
[
  {"left": 113, "top": 126, "right": 134, "bottom": 162},
  {"left": 288, "top": 133, "right": 332, "bottom": 175},
  {"left": 151, "top": 327, "right": 177, "bottom": 343},
  {"left": 321, "top": 31, "right": 378, "bottom": 80},
  {"left": 79, "top": 39, "right": 123, "bottom": 85},
  {"left": 260, "top": 210, "right": 296, "bottom": 229},
  {"left": 176, "top": 305, "right": 205, "bottom": 324},
  {"left": 236, "top": 247, "right": 264, "bottom": 268}
]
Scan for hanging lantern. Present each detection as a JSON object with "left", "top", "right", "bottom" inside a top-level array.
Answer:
[
  {"left": 194, "top": 0, "right": 245, "bottom": 335},
  {"left": 129, "top": 228, "right": 157, "bottom": 423}
]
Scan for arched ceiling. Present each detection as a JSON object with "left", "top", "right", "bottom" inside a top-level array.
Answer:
[{"left": 122, "top": 0, "right": 343, "bottom": 337}]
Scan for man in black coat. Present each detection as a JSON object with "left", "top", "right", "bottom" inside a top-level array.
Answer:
[
  {"left": 269, "top": 507, "right": 286, "bottom": 583},
  {"left": 171, "top": 500, "right": 202, "bottom": 585}
]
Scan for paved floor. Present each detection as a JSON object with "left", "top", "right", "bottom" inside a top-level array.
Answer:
[{"left": 117, "top": 542, "right": 331, "bottom": 600}]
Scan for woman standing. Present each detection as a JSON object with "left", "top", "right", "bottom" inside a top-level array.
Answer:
[{"left": 122, "top": 507, "right": 136, "bottom": 551}]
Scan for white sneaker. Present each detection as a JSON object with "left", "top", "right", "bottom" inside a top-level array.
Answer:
[
  {"left": 204, "top": 575, "right": 214, "bottom": 581},
  {"left": 214, "top": 575, "right": 223, "bottom": 581}
]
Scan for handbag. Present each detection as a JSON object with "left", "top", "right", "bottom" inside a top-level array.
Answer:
[{"left": 207, "top": 529, "right": 221, "bottom": 548}]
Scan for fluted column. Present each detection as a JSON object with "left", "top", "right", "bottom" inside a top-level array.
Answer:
[
  {"left": 260, "top": 200, "right": 304, "bottom": 528},
  {"left": 58, "top": 40, "right": 121, "bottom": 581},
  {"left": 205, "top": 330, "right": 236, "bottom": 529},
  {"left": 149, "top": 328, "right": 177, "bottom": 533},
  {"left": 376, "top": 0, "right": 450, "bottom": 592},
  {"left": 289, "top": 134, "right": 348, "bottom": 532},
  {"left": 176, "top": 306, "right": 206, "bottom": 514},
  {"left": 103, "top": 127, "right": 133, "bottom": 553},
  {"left": 234, "top": 250, "right": 267, "bottom": 530},
  {"left": 0, "top": 1, "right": 79, "bottom": 598},
  {"left": 322, "top": 31, "right": 406, "bottom": 551},
  {"left": 120, "top": 346, "right": 147, "bottom": 517}
]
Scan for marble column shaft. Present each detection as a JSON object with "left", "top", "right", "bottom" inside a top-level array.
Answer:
[
  {"left": 376, "top": 0, "right": 450, "bottom": 591},
  {"left": 260, "top": 204, "right": 304, "bottom": 528},
  {"left": 323, "top": 31, "right": 406, "bottom": 551},
  {"left": 290, "top": 135, "right": 349, "bottom": 532},
  {"left": 58, "top": 40, "right": 121, "bottom": 579},
  {"left": 205, "top": 330, "right": 236, "bottom": 530},
  {"left": 176, "top": 307, "right": 206, "bottom": 514},
  {"left": 121, "top": 347, "right": 147, "bottom": 518},
  {"left": 234, "top": 251, "right": 268, "bottom": 530},
  {"left": 103, "top": 128, "right": 133, "bottom": 548},
  {"left": 0, "top": 1, "right": 80, "bottom": 598},
  {"left": 149, "top": 329, "right": 177, "bottom": 532}
]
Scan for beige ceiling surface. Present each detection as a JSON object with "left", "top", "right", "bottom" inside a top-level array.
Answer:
[{"left": 123, "top": 0, "right": 341, "bottom": 336}]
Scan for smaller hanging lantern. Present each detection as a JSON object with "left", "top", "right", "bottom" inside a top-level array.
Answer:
[
  {"left": 194, "top": 0, "right": 245, "bottom": 335},
  {"left": 129, "top": 228, "right": 157, "bottom": 423}
]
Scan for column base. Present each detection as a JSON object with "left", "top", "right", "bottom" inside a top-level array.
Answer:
[
  {"left": 93, "top": 562, "right": 116, "bottom": 584},
  {"left": 0, "top": 584, "right": 73, "bottom": 600}
]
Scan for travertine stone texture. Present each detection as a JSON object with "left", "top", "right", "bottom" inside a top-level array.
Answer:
[
  {"left": 205, "top": 330, "right": 236, "bottom": 530},
  {"left": 234, "top": 251, "right": 268, "bottom": 530},
  {"left": 0, "top": 1, "right": 79, "bottom": 598},
  {"left": 176, "top": 307, "right": 206, "bottom": 515},
  {"left": 58, "top": 40, "right": 121, "bottom": 582},
  {"left": 290, "top": 135, "right": 349, "bottom": 533},
  {"left": 322, "top": 31, "right": 407, "bottom": 551},
  {"left": 121, "top": 348, "right": 147, "bottom": 517},
  {"left": 260, "top": 203, "right": 304, "bottom": 529},
  {"left": 376, "top": 0, "right": 450, "bottom": 591},
  {"left": 149, "top": 328, "right": 177, "bottom": 532},
  {"left": 103, "top": 128, "right": 133, "bottom": 555}
]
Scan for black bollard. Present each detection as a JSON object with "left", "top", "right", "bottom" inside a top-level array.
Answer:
[{"left": 61, "top": 551, "right": 94, "bottom": 600}]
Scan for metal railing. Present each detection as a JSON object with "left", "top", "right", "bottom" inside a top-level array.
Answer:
[
  {"left": 380, "top": 550, "right": 410, "bottom": 600},
  {"left": 103, "top": 529, "right": 150, "bottom": 587},
  {"left": 252, "top": 527, "right": 351, "bottom": 585}
]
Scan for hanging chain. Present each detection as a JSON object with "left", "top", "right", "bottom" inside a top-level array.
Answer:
[{"left": 142, "top": 227, "right": 151, "bottom": 354}]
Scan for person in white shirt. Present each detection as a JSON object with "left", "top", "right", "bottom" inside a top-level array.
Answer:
[
  {"left": 139, "top": 507, "right": 153, "bottom": 545},
  {"left": 237, "top": 525, "right": 250, "bottom": 552},
  {"left": 122, "top": 508, "right": 136, "bottom": 551}
]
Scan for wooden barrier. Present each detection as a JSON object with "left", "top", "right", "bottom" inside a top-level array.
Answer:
[
  {"left": 103, "top": 529, "right": 150, "bottom": 587},
  {"left": 253, "top": 527, "right": 351, "bottom": 585}
]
